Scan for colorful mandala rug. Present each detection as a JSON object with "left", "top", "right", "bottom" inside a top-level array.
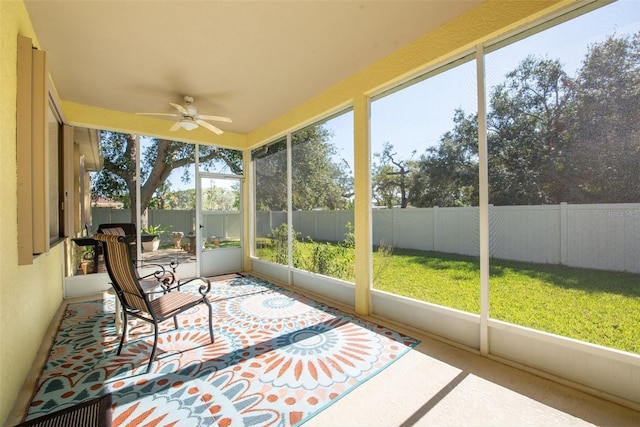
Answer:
[{"left": 25, "top": 275, "right": 419, "bottom": 426}]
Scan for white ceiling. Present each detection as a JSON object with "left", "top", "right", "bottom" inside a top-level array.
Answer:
[{"left": 24, "top": 1, "right": 481, "bottom": 135}]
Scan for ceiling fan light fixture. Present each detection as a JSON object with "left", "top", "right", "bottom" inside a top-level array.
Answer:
[
  {"left": 179, "top": 119, "right": 198, "bottom": 131},
  {"left": 138, "top": 96, "right": 231, "bottom": 134}
]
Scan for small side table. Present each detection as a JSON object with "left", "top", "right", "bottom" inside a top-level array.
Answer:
[{"left": 71, "top": 237, "right": 100, "bottom": 273}]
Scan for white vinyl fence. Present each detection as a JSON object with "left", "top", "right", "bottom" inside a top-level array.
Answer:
[
  {"left": 94, "top": 203, "right": 639, "bottom": 273},
  {"left": 91, "top": 208, "right": 241, "bottom": 244},
  {"left": 256, "top": 203, "right": 640, "bottom": 274}
]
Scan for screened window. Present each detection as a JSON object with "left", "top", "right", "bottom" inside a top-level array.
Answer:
[
  {"left": 290, "top": 110, "right": 355, "bottom": 280},
  {"left": 253, "top": 138, "right": 288, "bottom": 264},
  {"left": 370, "top": 57, "right": 479, "bottom": 313},
  {"left": 485, "top": 0, "right": 640, "bottom": 354}
]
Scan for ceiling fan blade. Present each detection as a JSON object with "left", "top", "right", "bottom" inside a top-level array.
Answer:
[
  {"left": 169, "top": 102, "right": 188, "bottom": 115},
  {"left": 197, "top": 114, "right": 232, "bottom": 123},
  {"left": 196, "top": 119, "right": 223, "bottom": 135},
  {"left": 136, "top": 112, "right": 181, "bottom": 118},
  {"left": 169, "top": 121, "right": 182, "bottom": 132}
]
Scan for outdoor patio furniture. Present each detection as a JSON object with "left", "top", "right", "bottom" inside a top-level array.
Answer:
[
  {"left": 97, "top": 223, "right": 138, "bottom": 260},
  {"left": 94, "top": 233, "right": 214, "bottom": 373},
  {"left": 96, "top": 223, "right": 182, "bottom": 332},
  {"left": 71, "top": 236, "right": 101, "bottom": 274}
]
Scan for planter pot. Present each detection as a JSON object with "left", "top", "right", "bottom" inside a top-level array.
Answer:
[
  {"left": 171, "top": 231, "right": 184, "bottom": 248},
  {"left": 142, "top": 240, "right": 160, "bottom": 252},
  {"left": 79, "top": 261, "right": 95, "bottom": 274},
  {"left": 207, "top": 236, "right": 221, "bottom": 248}
]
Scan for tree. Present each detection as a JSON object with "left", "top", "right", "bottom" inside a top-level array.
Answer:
[
  {"left": 202, "top": 186, "right": 237, "bottom": 211},
  {"left": 563, "top": 32, "right": 640, "bottom": 203},
  {"left": 408, "top": 109, "right": 479, "bottom": 207},
  {"left": 487, "top": 56, "right": 573, "bottom": 205},
  {"left": 372, "top": 142, "right": 415, "bottom": 208},
  {"left": 91, "top": 132, "right": 242, "bottom": 224},
  {"left": 372, "top": 163, "right": 401, "bottom": 208},
  {"left": 254, "top": 125, "right": 353, "bottom": 212},
  {"left": 291, "top": 126, "right": 353, "bottom": 210},
  {"left": 254, "top": 139, "right": 288, "bottom": 211},
  {"left": 407, "top": 33, "right": 639, "bottom": 207}
]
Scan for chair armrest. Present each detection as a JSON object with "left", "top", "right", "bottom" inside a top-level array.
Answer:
[
  {"left": 136, "top": 263, "right": 178, "bottom": 288},
  {"left": 135, "top": 258, "right": 180, "bottom": 272},
  {"left": 163, "top": 277, "right": 212, "bottom": 296}
]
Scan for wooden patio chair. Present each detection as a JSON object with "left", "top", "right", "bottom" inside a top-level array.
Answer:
[{"left": 94, "top": 233, "right": 214, "bottom": 373}]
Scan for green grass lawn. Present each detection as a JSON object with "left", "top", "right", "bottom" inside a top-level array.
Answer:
[
  {"left": 257, "top": 242, "right": 640, "bottom": 354},
  {"left": 374, "top": 249, "right": 640, "bottom": 354}
]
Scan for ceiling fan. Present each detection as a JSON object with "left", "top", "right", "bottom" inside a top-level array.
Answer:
[{"left": 136, "top": 95, "right": 232, "bottom": 135}]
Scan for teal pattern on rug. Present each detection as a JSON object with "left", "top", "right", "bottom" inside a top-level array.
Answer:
[{"left": 25, "top": 275, "right": 419, "bottom": 426}]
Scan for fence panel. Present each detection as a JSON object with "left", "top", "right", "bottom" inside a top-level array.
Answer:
[
  {"left": 294, "top": 211, "right": 316, "bottom": 240},
  {"left": 373, "top": 209, "right": 394, "bottom": 249},
  {"left": 90, "top": 208, "right": 132, "bottom": 232},
  {"left": 256, "top": 211, "right": 287, "bottom": 239},
  {"left": 489, "top": 205, "right": 560, "bottom": 264},
  {"left": 94, "top": 203, "right": 639, "bottom": 273},
  {"left": 392, "top": 208, "right": 434, "bottom": 251},
  {"left": 202, "top": 212, "right": 241, "bottom": 240},
  {"left": 223, "top": 213, "right": 242, "bottom": 240},
  {"left": 318, "top": 211, "right": 348, "bottom": 242},
  {"left": 148, "top": 210, "right": 194, "bottom": 243},
  {"left": 435, "top": 206, "right": 480, "bottom": 257},
  {"left": 315, "top": 211, "right": 336, "bottom": 242},
  {"left": 337, "top": 210, "right": 355, "bottom": 240},
  {"left": 291, "top": 211, "right": 354, "bottom": 242},
  {"left": 566, "top": 204, "right": 639, "bottom": 273}
]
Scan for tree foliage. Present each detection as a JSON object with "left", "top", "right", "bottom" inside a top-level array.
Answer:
[
  {"left": 409, "top": 109, "right": 479, "bottom": 207},
  {"left": 253, "top": 139, "right": 288, "bottom": 211},
  {"left": 484, "top": 56, "right": 576, "bottom": 205},
  {"left": 374, "top": 32, "right": 640, "bottom": 207},
  {"left": 292, "top": 126, "right": 352, "bottom": 210},
  {"left": 254, "top": 125, "right": 353, "bottom": 211},
  {"left": 563, "top": 33, "right": 640, "bottom": 203},
  {"left": 91, "top": 133, "right": 242, "bottom": 222}
]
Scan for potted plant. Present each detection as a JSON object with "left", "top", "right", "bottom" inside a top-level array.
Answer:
[
  {"left": 141, "top": 224, "right": 171, "bottom": 252},
  {"left": 77, "top": 246, "right": 96, "bottom": 274}
]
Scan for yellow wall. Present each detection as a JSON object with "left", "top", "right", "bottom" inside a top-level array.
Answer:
[
  {"left": 0, "top": 2, "right": 66, "bottom": 424},
  {"left": 0, "top": 0, "right": 574, "bottom": 424}
]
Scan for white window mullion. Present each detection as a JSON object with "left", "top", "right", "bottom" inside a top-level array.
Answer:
[
  {"left": 476, "top": 44, "right": 490, "bottom": 355},
  {"left": 286, "top": 133, "right": 293, "bottom": 284},
  {"left": 135, "top": 134, "right": 141, "bottom": 260}
]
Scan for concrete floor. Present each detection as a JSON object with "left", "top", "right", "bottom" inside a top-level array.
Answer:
[
  {"left": 306, "top": 328, "right": 640, "bottom": 426},
  {"left": 7, "top": 292, "right": 640, "bottom": 427}
]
